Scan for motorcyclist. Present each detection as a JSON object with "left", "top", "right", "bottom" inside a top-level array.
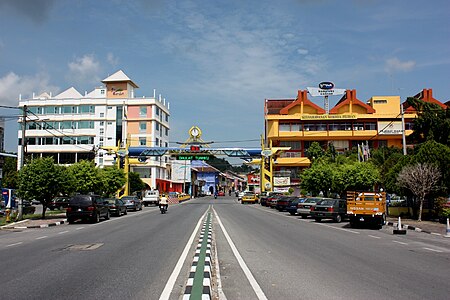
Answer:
[{"left": 159, "top": 194, "right": 168, "bottom": 212}]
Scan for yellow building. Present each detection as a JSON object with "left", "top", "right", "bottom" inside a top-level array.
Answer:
[{"left": 264, "top": 88, "right": 447, "bottom": 186}]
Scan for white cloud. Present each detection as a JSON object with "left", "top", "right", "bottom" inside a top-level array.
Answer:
[
  {"left": 0, "top": 72, "right": 59, "bottom": 106},
  {"left": 385, "top": 57, "right": 416, "bottom": 73},
  {"left": 297, "top": 48, "right": 309, "bottom": 55},
  {"left": 67, "top": 54, "right": 101, "bottom": 86},
  {"left": 107, "top": 52, "right": 119, "bottom": 66}
]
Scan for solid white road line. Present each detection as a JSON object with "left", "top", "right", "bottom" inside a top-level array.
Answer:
[
  {"left": 314, "top": 222, "right": 360, "bottom": 234},
  {"left": 6, "top": 242, "right": 23, "bottom": 247},
  {"left": 393, "top": 240, "right": 408, "bottom": 245},
  {"left": 159, "top": 207, "right": 208, "bottom": 300},
  {"left": 213, "top": 207, "right": 268, "bottom": 300},
  {"left": 423, "top": 247, "right": 443, "bottom": 253}
]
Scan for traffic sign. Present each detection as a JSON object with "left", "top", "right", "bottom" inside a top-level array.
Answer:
[{"left": 261, "top": 149, "right": 273, "bottom": 157}]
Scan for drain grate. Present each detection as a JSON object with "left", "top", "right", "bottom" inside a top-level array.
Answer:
[{"left": 61, "top": 243, "right": 104, "bottom": 251}]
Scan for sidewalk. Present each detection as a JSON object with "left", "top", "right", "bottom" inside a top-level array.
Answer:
[
  {"left": 386, "top": 217, "right": 448, "bottom": 236},
  {"left": 1, "top": 213, "right": 67, "bottom": 229}
]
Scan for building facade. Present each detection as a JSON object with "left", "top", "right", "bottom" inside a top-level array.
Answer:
[
  {"left": 17, "top": 70, "right": 170, "bottom": 189},
  {"left": 264, "top": 88, "right": 447, "bottom": 188}
]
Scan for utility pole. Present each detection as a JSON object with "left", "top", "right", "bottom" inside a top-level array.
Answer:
[
  {"left": 401, "top": 104, "right": 407, "bottom": 155},
  {"left": 18, "top": 105, "right": 27, "bottom": 221}
]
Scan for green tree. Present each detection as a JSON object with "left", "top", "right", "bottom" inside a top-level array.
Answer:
[
  {"left": 99, "top": 166, "right": 126, "bottom": 197},
  {"left": 306, "top": 142, "right": 324, "bottom": 162},
  {"left": 412, "top": 140, "right": 450, "bottom": 193},
  {"left": 17, "top": 157, "right": 65, "bottom": 218},
  {"left": 67, "top": 160, "right": 102, "bottom": 194},
  {"left": 300, "top": 161, "right": 334, "bottom": 196},
  {"left": 406, "top": 97, "right": 450, "bottom": 146},
  {"left": 128, "top": 171, "right": 145, "bottom": 195},
  {"left": 1, "top": 156, "right": 18, "bottom": 189}
]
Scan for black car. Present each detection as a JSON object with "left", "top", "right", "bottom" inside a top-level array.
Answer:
[
  {"left": 48, "top": 197, "right": 70, "bottom": 210},
  {"left": 66, "top": 194, "right": 110, "bottom": 224},
  {"left": 310, "top": 198, "right": 347, "bottom": 223},
  {"left": 105, "top": 198, "right": 127, "bottom": 217}
]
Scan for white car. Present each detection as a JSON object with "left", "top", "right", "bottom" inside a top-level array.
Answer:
[{"left": 238, "top": 191, "right": 245, "bottom": 201}]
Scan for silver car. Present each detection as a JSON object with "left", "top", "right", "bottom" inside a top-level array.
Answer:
[
  {"left": 297, "top": 197, "right": 327, "bottom": 218},
  {"left": 121, "top": 196, "right": 143, "bottom": 211}
]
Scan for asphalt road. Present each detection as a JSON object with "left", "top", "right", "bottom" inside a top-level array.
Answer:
[{"left": 1, "top": 196, "right": 449, "bottom": 300}]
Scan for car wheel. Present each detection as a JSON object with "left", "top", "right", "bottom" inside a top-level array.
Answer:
[
  {"left": 315, "top": 218, "right": 321, "bottom": 222},
  {"left": 92, "top": 213, "right": 100, "bottom": 223},
  {"left": 105, "top": 211, "right": 110, "bottom": 220},
  {"left": 335, "top": 215, "right": 342, "bottom": 223},
  {"left": 124, "top": 209, "right": 127, "bottom": 215}
]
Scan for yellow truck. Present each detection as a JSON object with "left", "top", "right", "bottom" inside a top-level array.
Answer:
[{"left": 346, "top": 191, "right": 386, "bottom": 229}]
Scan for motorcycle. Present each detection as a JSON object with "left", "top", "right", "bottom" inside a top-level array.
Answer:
[{"left": 159, "top": 204, "right": 167, "bottom": 214}]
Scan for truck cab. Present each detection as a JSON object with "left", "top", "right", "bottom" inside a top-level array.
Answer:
[{"left": 142, "top": 190, "right": 159, "bottom": 206}]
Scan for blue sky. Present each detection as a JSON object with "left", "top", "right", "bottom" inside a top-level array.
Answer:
[{"left": 1, "top": 0, "right": 449, "bottom": 153}]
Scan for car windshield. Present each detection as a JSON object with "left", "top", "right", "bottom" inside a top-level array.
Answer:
[
  {"left": 105, "top": 199, "right": 116, "bottom": 204},
  {"left": 244, "top": 192, "right": 254, "bottom": 196},
  {"left": 317, "top": 199, "right": 337, "bottom": 206},
  {"left": 69, "top": 195, "right": 93, "bottom": 205},
  {"left": 121, "top": 196, "right": 136, "bottom": 200}
]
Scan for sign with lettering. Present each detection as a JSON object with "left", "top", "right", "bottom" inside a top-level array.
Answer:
[
  {"left": 378, "top": 121, "right": 403, "bottom": 135},
  {"left": 301, "top": 114, "right": 357, "bottom": 120}
]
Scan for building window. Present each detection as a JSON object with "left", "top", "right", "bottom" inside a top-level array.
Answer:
[
  {"left": 100, "top": 121, "right": 104, "bottom": 126},
  {"left": 140, "top": 106, "right": 147, "bottom": 116},
  {"left": 374, "top": 99, "right": 387, "bottom": 104},
  {"left": 107, "top": 122, "right": 112, "bottom": 125},
  {"left": 101, "top": 89, "right": 105, "bottom": 95},
  {"left": 139, "top": 138, "right": 146, "bottom": 146},
  {"left": 165, "top": 114, "right": 169, "bottom": 122},
  {"left": 155, "top": 123, "right": 160, "bottom": 131},
  {"left": 364, "top": 122, "right": 377, "bottom": 130},
  {"left": 353, "top": 123, "right": 364, "bottom": 131},
  {"left": 156, "top": 107, "right": 160, "bottom": 116},
  {"left": 100, "top": 128, "right": 104, "bottom": 135},
  {"left": 80, "top": 105, "right": 94, "bottom": 114},
  {"left": 108, "top": 106, "right": 113, "bottom": 109},
  {"left": 165, "top": 127, "right": 169, "bottom": 136},
  {"left": 279, "top": 123, "right": 290, "bottom": 131},
  {"left": 155, "top": 138, "right": 159, "bottom": 147},
  {"left": 100, "top": 113, "right": 105, "bottom": 118},
  {"left": 378, "top": 140, "right": 388, "bottom": 148},
  {"left": 139, "top": 122, "right": 147, "bottom": 132}
]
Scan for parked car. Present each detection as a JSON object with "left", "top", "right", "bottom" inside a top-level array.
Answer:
[
  {"left": 66, "top": 194, "right": 110, "bottom": 224},
  {"left": 260, "top": 192, "right": 282, "bottom": 207},
  {"left": 218, "top": 191, "right": 225, "bottom": 196},
  {"left": 275, "top": 196, "right": 298, "bottom": 211},
  {"left": 121, "top": 195, "right": 143, "bottom": 211},
  {"left": 48, "top": 197, "right": 70, "bottom": 211},
  {"left": 297, "top": 197, "right": 325, "bottom": 218},
  {"left": 105, "top": 198, "right": 127, "bottom": 217},
  {"left": 286, "top": 197, "right": 305, "bottom": 215},
  {"left": 310, "top": 198, "right": 347, "bottom": 223},
  {"left": 268, "top": 194, "right": 284, "bottom": 208}
]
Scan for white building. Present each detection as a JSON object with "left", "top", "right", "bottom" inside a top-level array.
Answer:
[{"left": 17, "top": 70, "right": 170, "bottom": 189}]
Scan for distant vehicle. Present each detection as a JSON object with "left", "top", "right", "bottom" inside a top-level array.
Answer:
[
  {"left": 260, "top": 192, "right": 283, "bottom": 207},
  {"left": 121, "top": 195, "right": 143, "bottom": 211},
  {"left": 275, "top": 196, "right": 298, "bottom": 211},
  {"left": 142, "top": 190, "right": 159, "bottom": 207},
  {"left": 217, "top": 191, "right": 225, "bottom": 196},
  {"left": 286, "top": 198, "right": 305, "bottom": 215},
  {"left": 48, "top": 197, "right": 70, "bottom": 211},
  {"left": 347, "top": 191, "right": 386, "bottom": 229},
  {"left": 237, "top": 191, "right": 245, "bottom": 201},
  {"left": 297, "top": 197, "right": 325, "bottom": 218},
  {"left": 105, "top": 198, "right": 127, "bottom": 217},
  {"left": 66, "top": 194, "right": 110, "bottom": 224},
  {"left": 241, "top": 192, "right": 258, "bottom": 204},
  {"left": 310, "top": 198, "right": 347, "bottom": 223},
  {"left": 268, "top": 194, "right": 284, "bottom": 208}
]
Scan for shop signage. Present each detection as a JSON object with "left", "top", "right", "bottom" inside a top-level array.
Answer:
[
  {"left": 274, "top": 177, "right": 290, "bottom": 186},
  {"left": 307, "top": 86, "right": 346, "bottom": 97},
  {"left": 378, "top": 121, "right": 403, "bottom": 135},
  {"left": 319, "top": 82, "right": 334, "bottom": 89},
  {"left": 301, "top": 114, "right": 357, "bottom": 120}
]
